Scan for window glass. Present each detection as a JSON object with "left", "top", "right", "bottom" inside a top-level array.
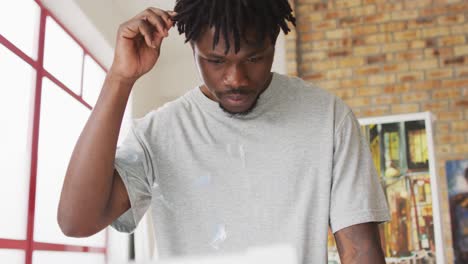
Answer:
[
  {"left": 82, "top": 55, "right": 105, "bottom": 107},
  {"left": 0, "top": 249, "right": 25, "bottom": 264},
  {"left": 33, "top": 251, "right": 105, "bottom": 264},
  {"left": 0, "top": 45, "right": 36, "bottom": 239},
  {"left": 0, "top": 0, "right": 40, "bottom": 59},
  {"left": 43, "top": 17, "right": 83, "bottom": 94}
]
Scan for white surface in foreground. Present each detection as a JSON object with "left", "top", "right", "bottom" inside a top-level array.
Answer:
[{"left": 130, "top": 244, "right": 297, "bottom": 264}]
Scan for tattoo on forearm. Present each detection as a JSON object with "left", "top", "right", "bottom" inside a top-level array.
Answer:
[{"left": 334, "top": 223, "right": 386, "bottom": 264}]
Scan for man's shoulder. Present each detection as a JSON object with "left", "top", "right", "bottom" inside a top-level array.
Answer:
[
  {"left": 278, "top": 73, "right": 342, "bottom": 108},
  {"left": 278, "top": 73, "right": 354, "bottom": 124},
  {"left": 156, "top": 93, "right": 192, "bottom": 116},
  {"left": 143, "top": 88, "right": 196, "bottom": 120},
  {"left": 132, "top": 90, "right": 195, "bottom": 131}
]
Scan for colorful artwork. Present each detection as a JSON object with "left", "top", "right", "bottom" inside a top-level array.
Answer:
[
  {"left": 446, "top": 159, "right": 468, "bottom": 264},
  {"left": 327, "top": 113, "right": 442, "bottom": 263}
]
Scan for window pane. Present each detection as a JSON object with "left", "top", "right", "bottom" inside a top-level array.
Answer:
[
  {"left": 0, "top": 45, "right": 35, "bottom": 239},
  {"left": 33, "top": 251, "right": 105, "bottom": 264},
  {"left": 34, "top": 78, "right": 105, "bottom": 247},
  {"left": 0, "top": 249, "right": 25, "bottom": 264},
  {"left": 82, "top": 55, "right": 105, "bottom": 107},
  {"left": 44, "top": 17, "right": 83, "bottom": 94},
  {"left": 0, "top": 0, "right": 40, "bottom": 59}
]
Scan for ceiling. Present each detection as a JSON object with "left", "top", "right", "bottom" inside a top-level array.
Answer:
[{"left": 113, "top": 0, "right": 177, "bottom": 18}]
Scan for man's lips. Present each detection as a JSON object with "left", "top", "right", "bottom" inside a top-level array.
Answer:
[
  {"left": 226, "top": 93, "right": 248, "bottom": 101},
  {"left": 223, "top": 93, "right": 251, "bottom": 106}
]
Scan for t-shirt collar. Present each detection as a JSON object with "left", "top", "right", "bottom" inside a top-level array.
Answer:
[{"left": 190, "top": 72, "right": 280, "bottom": 120}]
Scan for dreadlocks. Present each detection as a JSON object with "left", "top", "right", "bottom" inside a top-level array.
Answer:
[{"left": 173, "top": 0, "right": 296, "bottom": 54}]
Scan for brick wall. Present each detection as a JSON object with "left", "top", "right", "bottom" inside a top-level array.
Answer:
[{"left": 286, "top": 0, "right": 468, "bottom": 262}]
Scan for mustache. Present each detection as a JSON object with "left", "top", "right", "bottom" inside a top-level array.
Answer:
[{"left": 222, "top": 87, "right": 251, "bottom": 96}]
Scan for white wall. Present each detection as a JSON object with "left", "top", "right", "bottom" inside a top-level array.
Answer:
[{"left": 131, "top": 26, "right": 199, "bottom": 118}]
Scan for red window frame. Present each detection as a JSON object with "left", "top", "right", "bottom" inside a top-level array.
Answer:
[{"left": 0, "top": 1, "right": 108, "bottom": 263}]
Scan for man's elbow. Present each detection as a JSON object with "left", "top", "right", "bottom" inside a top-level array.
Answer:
[{"left": 57, "top": 211, "right": 98, "bottom": 238}]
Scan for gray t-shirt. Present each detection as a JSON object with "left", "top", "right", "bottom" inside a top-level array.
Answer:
[{"left": 111, "top": 73, "right": 390, "bottom": 263}]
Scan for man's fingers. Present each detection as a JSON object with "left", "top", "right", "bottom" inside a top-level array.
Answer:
[
  {"left": 145, "top": 12, "right": 170, "bottom": 37},
  {"left": 167, "top": 10, "right": 177, "bottom": 17},
  {"left": 138, "top": 18, "right": 157, "bottom": 48},
  {"left": 118, "top": 7, "right": 175, "bottom": 49},
  {"left": 119, "top": 18, "right": 168, "bottom": 47},
  {"left": 149, "top": 8, "right": 175, "bottom": 26}
]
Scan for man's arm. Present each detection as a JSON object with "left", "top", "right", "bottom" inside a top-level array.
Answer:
[
  {"left": 334, "top": 222, "right": 386, "bottom": 264},
  {"left": 57, "top": 7, "right": 175, "bottom": 237},
  {"left": 57, "top": 76, "right": 134, "bottom": 237}
]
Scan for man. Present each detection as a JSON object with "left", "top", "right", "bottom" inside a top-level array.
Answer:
[{"left": 58, "top": 0, "right": 390, "bottom": 263}]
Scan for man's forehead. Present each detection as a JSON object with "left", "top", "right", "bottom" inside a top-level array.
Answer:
[{"left": 196, "top": 26, "right": 270, "bottom": 54}]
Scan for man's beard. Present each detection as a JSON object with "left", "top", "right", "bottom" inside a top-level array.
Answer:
[{"left": 218, "top": 93, "right": 260, "bottom": 117}]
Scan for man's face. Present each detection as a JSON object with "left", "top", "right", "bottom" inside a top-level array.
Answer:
[{"left": 192, "top": 28, "right": 275, "bottom": 115}]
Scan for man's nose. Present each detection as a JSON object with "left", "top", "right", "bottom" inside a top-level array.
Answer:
[{"left": 223, "top": 64, "right": 249, "bottom": 88}]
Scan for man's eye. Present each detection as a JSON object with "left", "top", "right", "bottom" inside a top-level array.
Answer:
[
  {"left": 247, "top": 56, "right": 263, "bottom": 63},
  {"left": 207, "top": 59, "right": 224, "bottom": 64}
]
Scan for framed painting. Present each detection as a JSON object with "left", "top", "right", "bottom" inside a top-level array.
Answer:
[
  {"left": 327, "top": 112, "right": 445, "bottom": 264},
  {"left": 446, "top": 159, "right": 468, "bottom": 264}
]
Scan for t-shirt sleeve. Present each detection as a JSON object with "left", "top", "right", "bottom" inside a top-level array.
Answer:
[
  {"left": 329, "top": 111, "right": 390, "bottom": 233},
  {"left": 111, "top": 118, "right": 156, "bottom": 233}
]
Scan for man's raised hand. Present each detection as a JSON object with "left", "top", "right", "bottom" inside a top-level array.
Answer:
[{"left": 109, "top": 8, "right": 176, "bottom": 84}]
